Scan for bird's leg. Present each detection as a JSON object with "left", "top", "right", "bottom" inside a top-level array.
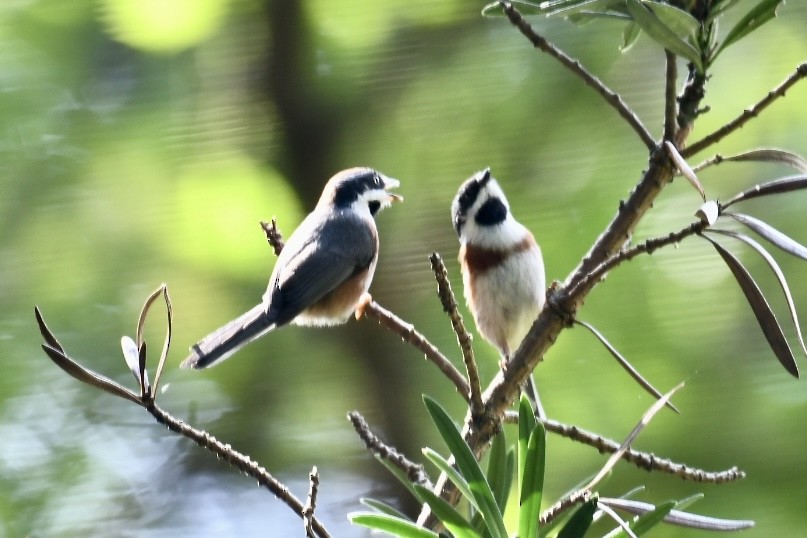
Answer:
[{"left": 354, "top": 292, "right": 374, "bottom": 320}]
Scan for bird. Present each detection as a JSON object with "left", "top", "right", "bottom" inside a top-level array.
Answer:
[
  {"left": 452, "top": 168, "right": 546, "bottom": 415},
  {"left": 181, "top": 167, "right": 402, "bottom": 369}
]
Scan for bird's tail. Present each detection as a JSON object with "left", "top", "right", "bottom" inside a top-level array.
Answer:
[{"left": 181, "top": 304, "right": 275, "bottom": 369}]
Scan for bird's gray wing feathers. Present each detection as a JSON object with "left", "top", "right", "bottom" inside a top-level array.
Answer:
[
  {"left": 181, "top": 303, "right": 275, "bottom": 369},
  {"left": 267, "top": 213, "right": 376, "bottom": 325}
]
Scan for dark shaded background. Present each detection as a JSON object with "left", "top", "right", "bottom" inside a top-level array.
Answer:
[{"left": 1, "top": 1, "right": 806, "bottom": 536}]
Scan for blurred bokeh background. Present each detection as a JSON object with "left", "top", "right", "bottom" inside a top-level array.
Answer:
[{"left": 1, "top": 1, "right": 806, "bottom": 536}]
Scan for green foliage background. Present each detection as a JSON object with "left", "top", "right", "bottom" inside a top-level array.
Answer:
[{"left": 0, "top": 1, "right": 805, "bottom": 536}]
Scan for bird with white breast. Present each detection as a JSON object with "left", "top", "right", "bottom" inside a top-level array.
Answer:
[
  {"left": 182, "top": 167, "right": 402, "bottom": 370},
  {"left": 452, "top": 168, "right": 546, "bottom": 414}
]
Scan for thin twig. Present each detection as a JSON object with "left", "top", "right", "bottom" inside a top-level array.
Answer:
[
  {"left": 499, "top": 0, "right": 656, "bottom": 150},
  {"left": 540, "top": 489, "right": 590, "bottom": 527},
  {"left": 363, "top": 301, "right": 471, "bottom": 400},
  {"left": 429, "top": 253, "right": 484, "bottom": 418},
  {"left": 566, "top": 219, "right": 708, "bottom": 301},
  {"left": 664, "top": 50, "right": 678, "bottom": 142},
  {"left": 303, "top": 466, "right": 319, "bottom": 538},
  {"left": 683, "top": 62, "right": 807, "bottom": 157},
  {"left": 147, "top": 403, "right": 331, "bottom": 537},
  {"left": 348, "top": 411, "right": 432, "bottom": 489},
  {"left": 504, "top": 411, "right": 745, "bottom": 484},
  {"left": 260, "top": 219, "right": 285, "bottom": 255}
]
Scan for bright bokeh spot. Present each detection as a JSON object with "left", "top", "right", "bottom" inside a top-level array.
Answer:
[
  {"left": 174, "top": 157, "right": 302, "bottom": 278},
  {"left": 99, "top": 0, "right": 230, "bottom": 52}
]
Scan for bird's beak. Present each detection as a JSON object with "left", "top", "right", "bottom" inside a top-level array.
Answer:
[{"left": 384, "top": 177, "right": 403, "bottom": 203}]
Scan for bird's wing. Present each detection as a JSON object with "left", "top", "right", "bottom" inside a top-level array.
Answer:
[{"left": 266, "top": 212, "right": 377, "bottom": 325}]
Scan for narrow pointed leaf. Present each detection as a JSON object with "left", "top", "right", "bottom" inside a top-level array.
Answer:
[
  {"left": 715, "top": 0, "right": 784, "bottom": 58},
  {"left": 576, "top": 320, "right": 679, "bottom": 412},
  {"left": 422, "top": 448, "right": 477, "bottom": 512},
  {"left": 481, "top": 0, "right": 543, "bottom": 17},
  {"left": 621, "top": 21, "right": 642, "bottom": 51},
  {"left": 518, "top": 394, "right": 537, "bottom": 498},
  {"left": 666, "top": 141, "right": 705, "bottom": 201},
  {"left": 138, "top": 341, "right": 148, "bottom": 396},
  {"left": 725, "top": 212, "right": 807, "bottom": 261},
  {"left": 557, "top": 499, "right": 598, "bottom": 538},
  {"left": 350, "top": 513, "right": 441, "bottom": 538},
  {"left": 610, "top": 500, "right": 676, "bottom": 537},
  {"left": 41, "top": 344, "right": 142, "bottom": 405},
  {"left": 643, "top": 1, "right": 700, "bottom": 38},
  {"left": 519, "top": 420, "right": 546, "bottom": 538},
  {"left": 703, "top": 235, "right": 799, "bottom": 377},
  {"left": 721, "top": 149, "right": 807, "bottom": 173},
  {"left": 423, "top": 396, "right": 508, "bottom": 538},
  {"left": 487, "top": 431, "right": 511, "bottom": 513},
  {"left": 136, "top": 285, "right": 165, "bottom": 348},
  {"left": 722, "top": 174, "right": 807, "bottom": 208},
  {"left": 34, "top": 306, "right": 65, "bottom": 353},
  {"left": 413, "top": 485, "right": 481, "bottom": 538},
  {"left": 586, "top": 383, "right": 684, "bottom": 491},
  {"left": 708, "top": 229, "right": 807, "bottom": 359},
  {"left": 599, "top": 497, "right": 755, "bottom": 531},
  {"left": 152, "top": 284, "right": 173, "bottom": 396},
  {"left": 360, "top": 498, "right": 411, "bottom": 520},
  {"left": 625, "top": 0, "right": 703, "bottom": 72}
]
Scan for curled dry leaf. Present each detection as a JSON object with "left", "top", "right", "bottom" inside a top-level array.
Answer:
[
  {"left": 695, "top": 200, "right": 719, "bottom": 226},
  {"left": 666, "top": 141, "right": 705, "bottom": 201}
]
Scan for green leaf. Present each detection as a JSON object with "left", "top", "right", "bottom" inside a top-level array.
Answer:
[
  {"left": 716, "top": 0, "right": 784, "bottom": 58},
  {"left": 414, "top": 485, "right": 482, "bottom": 538},
  {"left": 423, "top": 396, "right": 508, "bottom": 538},
  {"left": 360, "top": 498, "right": 411, "bottom": 520},
  {"left": 518, "top": 394, "right": 537, "bottom": 498},
  {"left": 557, "top": 498, "right": 598, "bottom": 537},
  {"left": 620, "top": 21, "right": 642, "bottom": 51},
  {"left": 350, "top": 512, "right": 441, "bottom": 538},
  {"left": 422, "top": 448, "right": 477, "bottom": 512},
  {"left": 643, "top": 0, "right": 700, "bottom": 38},
  {"left": 626, "top": 0, "right": 703, "bottom": 72},
  {"left": 487, "top": 431, "right": 512, "bottom": 513},
  {"left": 518, "top": 420, "right": 546, "bottom": 538}
]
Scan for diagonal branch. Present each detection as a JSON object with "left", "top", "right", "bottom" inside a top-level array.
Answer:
[
  {"left": 683, "top": 62, "right": 807, "bottom": 157},
  {"left": 499, "top": 0, "right": 656, "bottom": 150},
  {"left": 429, "top": 252, "right": 484, "bottom": 418},
  {"left": 363, "top": 301, "right": 471, "bottom": 400}
]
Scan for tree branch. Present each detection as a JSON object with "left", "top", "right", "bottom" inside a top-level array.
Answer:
[
  {"left": 348, "top": 410, "right": 432, "bottom": 489},
  {"left": 499, "top": 0, "right": 656, "bottom": 150},
  {"left": 664, "top": 50, "right": 678, "bottom": 142},
  {"left": 683, "top": 62, "right": 807, "bottom": 158}
]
